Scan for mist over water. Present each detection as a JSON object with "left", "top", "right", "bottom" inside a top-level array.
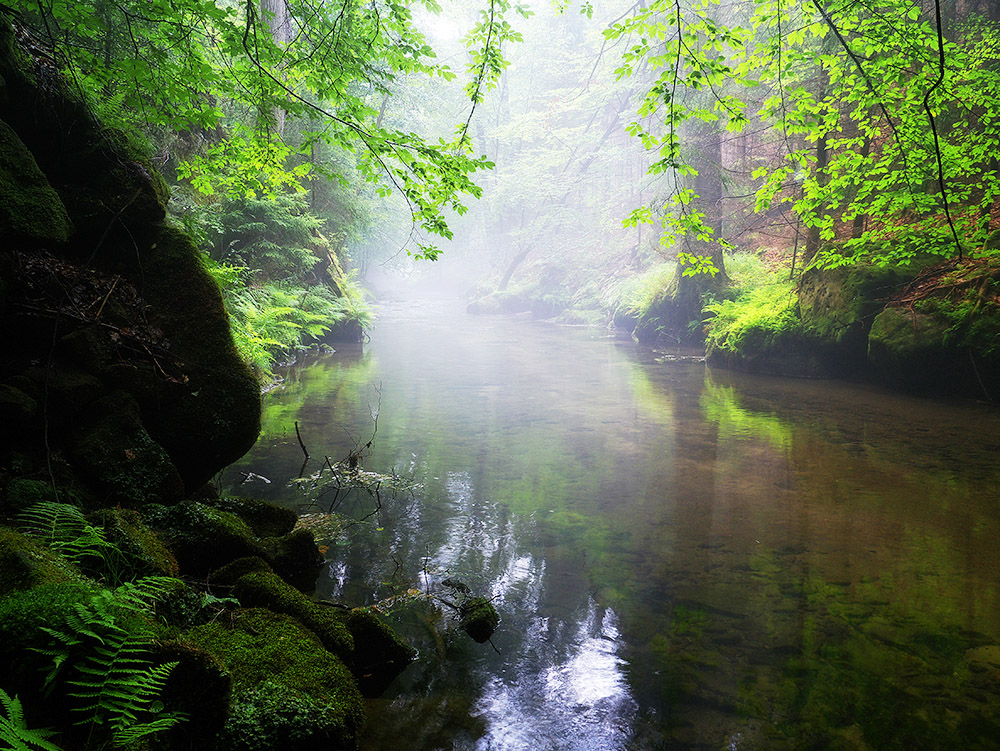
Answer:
[{"left": 224, "top": 294, "right": 1000, "bottom": 750}]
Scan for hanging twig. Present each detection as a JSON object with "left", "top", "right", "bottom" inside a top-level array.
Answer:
[
  {"left": 922, "top": 0, "right": 963, "bottom": 259},
  {"left": 294, "top": 420, "right": 309, "bottom": 458}
]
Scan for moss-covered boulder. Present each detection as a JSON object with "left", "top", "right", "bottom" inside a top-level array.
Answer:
[
  {"left": 0, "top": 581, "right": 98, "bottom": 695},
  {"left": 204, "top": 496, "right": 297, "bottom": 538},
  {"left": 0, "top": 384, "right": 38, "bottom": 442},
  {"left": 0, "top": 526, "right": 79, "bottom": 596},
  {"left": 88, "top": 507, "right": 179, "bottom": 578},
  {"left": 69, "top": 393, "right": 185, "bottom": 507},
  {"left": 0, "top": 117, "right": 73, "bottom": 244},
  {"left": 797, "top": 262, "right": 911, "bottom": 376},
  {"left": 137, "top": 225, "right": 261, "bottom": 489},
  {"left": 344, "top": 607, "right": 417, "bottom": 696},
  {"left": 232, "top": 571, "right": 354, "bottom": 662},
  {"left": 183, "top": 608, "right": 364, "bottom": 751},
  {"left": 0, "top": 20, "right": 261, "bottom": 502},
  {"left": 262, "top": 528, "right": 325, "bottom": 590},
  {"left": 459, "top": 597, "right": 500, "bottom": 644},
  {"left": 156, "top": 639, "right": 232, "bottom": 744},
  {"left": 142, "top": 501, "right": 266, "bottom": 576},
  {"left": 209, "top": 555, "right": 274, "bottom": 588}
]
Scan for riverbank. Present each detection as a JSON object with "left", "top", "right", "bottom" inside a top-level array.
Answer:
[
  {"left": 0, "top": 19, "right": 413, "bottom": 750},
  {"left": 468, "top": 248, "right": 1000, "bottom": 401}
]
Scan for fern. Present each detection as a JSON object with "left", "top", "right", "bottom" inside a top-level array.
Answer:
[
  {"left": 18, "top": 503, "right": 128, "bottom": 585},
  {"left": 0, "top": 690, "right": 62, "bottom": 751},
  {"left": 35, "top": 579, "right": 185, "bottom": 746}
]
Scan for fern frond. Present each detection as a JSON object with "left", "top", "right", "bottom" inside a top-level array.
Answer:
[
  {"left": 111, "top": 714, "right": 184, "bottom": 747},
  {"left": 18, "top": 502, "right": 87, "bottom": 545},
  {"left": 112, "top": 578, "right": 178, "bottom": 611},
  {"left": 0, "top": 690, "right": 62, "bottom": 751}
]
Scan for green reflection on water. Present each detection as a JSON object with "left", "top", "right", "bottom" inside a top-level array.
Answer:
[{"left": 228, "top": 313, "right": 1000, "bottom": 751}]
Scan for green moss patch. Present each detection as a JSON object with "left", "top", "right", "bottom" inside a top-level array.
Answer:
[
  {"left": 232, "top": 571, "right": 354, "bottom": 661},
  {"left": 205, "top": 497, "right": 297, "bottom": 538},
  {"left": 89, "top": 507, "right": 178, "bottom": 578},
  {"left": 184, "top": 608, "right": 363, "bottom": 751},
  {"left": 0, "top": 118, "right": 73, "bottom": 244},
  {"left": 142, "top": 501, "right": 265, "bottom": 577},
  {"left": 459, "top": 597, "right": 500, "bottom": 643},
  {"left": 0, "top": 526, "right": 79, "bottom": 596}
]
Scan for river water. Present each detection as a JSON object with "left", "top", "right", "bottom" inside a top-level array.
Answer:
[{"left": 222, "top": 296, "right": 1000, "bottom": 750}]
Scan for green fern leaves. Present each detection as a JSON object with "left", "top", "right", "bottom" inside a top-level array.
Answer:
[
  {"left": 33, "top": 577, "right": 185, "bottom": 747},
  {"left": 0, "top": 690, "right": 62, "bottom": 751},
  {"left": 17, "top": 503, "right": 128, "bottom": 586}
]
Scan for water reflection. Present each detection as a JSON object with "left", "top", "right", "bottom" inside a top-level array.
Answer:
[
  {"left": 476, "top": 601, "right": 636, "bottom": 751},
  {"left": 223, "top": 298, "right": 1000, "bottom": 750}
]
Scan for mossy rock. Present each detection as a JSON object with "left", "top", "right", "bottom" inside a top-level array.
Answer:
[
  {"left": 156, "top": 639, "right": 232, "bottom": 743},
  {"left": 0, "top": 526, "right": 80, "bottom": 597},
  {"left": 797, "top": 263, "right": 912, "bottom": 375},
  {"left": 232, "top": 571, "right": 354, "bottom": 662},
  {"left": 88, "top": 507, "right": 179, "bottom": 579},
  {"left": 3, "top": 478, "right": 64, "bottom": 515},
  {"left": 344, "top": 607, "right": 416, "bottom": 697},
  {"left": 56, "top": 326, "right": 118, "bottom": 377},
  {"left": 262, "top": 528, "right": 325, "bottom": 590},
  {"left": 868, "top": 307, "right": 964, "bottom": 394},
  {"left": 466, "top": 294, "right": 502, "bottom": 315},
  {"left": 209, "top": 555, "right": 273, "bottom": 588},
  {"left": 459, "top": 597, "right": 500, "bottom": 643},
  {"left": 137, "top": 225, "right": 261, "bottom": 490},
  {"left": 319, "top": 319, "right": 364, "bottom": 344},
  {"left": 142, "top": 501, "right": 265, "bottom": 577},
  {"left": 204, "top": 496, "right": 297, "bottom": 538},
  {"left": 183, "top": 608, "right": 364, "bottom": 751},
  {"left": 69, "top": 393, "right": 185, "bottom": 507},
  {"left": 0, "top": 117, "right": 73, "bottom": 244},
  {"left": 0, "top": 385, "right": 39, "bottom": 444},
  {"left": 0, "top": 581, "right": 97, "bottom": 694},
  {"left": 23, "top": 365, "right": 105, "bottom": 421}
]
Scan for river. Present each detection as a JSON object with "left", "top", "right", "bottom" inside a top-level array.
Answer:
[{"left": 222, "top": 296, "right": 1000, "bottom": 750}]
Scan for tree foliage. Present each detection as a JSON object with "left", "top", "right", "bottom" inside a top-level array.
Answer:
[
  {"left": 10, "top": 0, "right": 526, "bottom": 254},
  {"left": 606, "top": 0, "right": 1000, "bottom": 270}
]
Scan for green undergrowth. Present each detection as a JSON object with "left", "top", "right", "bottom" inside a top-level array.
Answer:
[
  {"left": 701, "top": 252, "right": 799, "bottom": 353},
  {"left": 174, "top": 190, "right": 373, "bottom": 385},
  {"left": 201, "top": 260, "right": 370, "bottom": 381},
  {"left": 611, "top": 263, "right": 677, "bottom": 321},
  {"left": 704, "top": 277, "right": 799, "bottom": 354}
]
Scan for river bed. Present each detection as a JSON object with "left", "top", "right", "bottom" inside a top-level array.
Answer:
[{"left": 222, "top": 296, "right": 1000, "bottom": 750}]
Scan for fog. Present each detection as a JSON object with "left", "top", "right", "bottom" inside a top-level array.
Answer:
[{"left": 351, "top": 0, "right": 665, "bottom": 308}]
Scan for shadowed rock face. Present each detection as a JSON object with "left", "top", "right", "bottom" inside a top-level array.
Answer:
[{"left": 0, "top": 20, "right": 260, "bottom": 503}]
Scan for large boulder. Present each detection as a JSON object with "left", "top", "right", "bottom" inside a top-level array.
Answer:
[{"left": 0, "top": 19, "right": 260, "bottom": 500}]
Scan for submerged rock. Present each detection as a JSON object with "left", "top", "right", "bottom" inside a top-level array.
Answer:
[
  {"left": 344, "top": 607, "right": 417, "bottom": 697},
  {"left": 459, "top": 597, "right": 500, "bottom": 643}
]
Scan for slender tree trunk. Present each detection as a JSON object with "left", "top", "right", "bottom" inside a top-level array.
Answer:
[
  {"left": 805, "top": 132, "right": 828, "bottom": 260},
  {"left": 851, "top": 136, "right": 870, "bottom": 239},
  {"left": 261, "top": 0, "right": 291, "bottom": 136}
]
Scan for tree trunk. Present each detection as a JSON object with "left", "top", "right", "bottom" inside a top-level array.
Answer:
[
  {"left": 260, "top": 0, "right": 291, "bottom": 136},
  {"left": 805, "top": 132, "right": 828, "bottom": 260}
]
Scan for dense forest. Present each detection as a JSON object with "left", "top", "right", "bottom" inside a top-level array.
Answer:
[{"left": 0, "top": 0, "right": 999, "bottom": 748}]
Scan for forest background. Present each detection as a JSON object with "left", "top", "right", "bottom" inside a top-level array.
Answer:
[{"left": 8, "top": 0, "right": 1000, "bottom": 386}]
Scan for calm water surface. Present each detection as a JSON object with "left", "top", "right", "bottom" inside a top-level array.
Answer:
[{"left": 222, "top": 297, "right": 1000, "bottom": 750}]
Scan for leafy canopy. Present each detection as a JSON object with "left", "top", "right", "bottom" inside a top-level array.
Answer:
[
  {"left": 606, "top": 0, "right": 1000, "bottom": 269},
  {"left": 11, "top": 0, "right": 529, "bottom": 256}
]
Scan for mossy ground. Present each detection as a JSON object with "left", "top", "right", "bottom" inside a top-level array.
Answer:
[{"left": 184, "top": 608, "right": 364, "bottom": 751}]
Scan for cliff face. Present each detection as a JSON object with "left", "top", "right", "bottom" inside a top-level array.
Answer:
[{"left": 0, "top": 20, "right": 261, "bottom": 504}]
